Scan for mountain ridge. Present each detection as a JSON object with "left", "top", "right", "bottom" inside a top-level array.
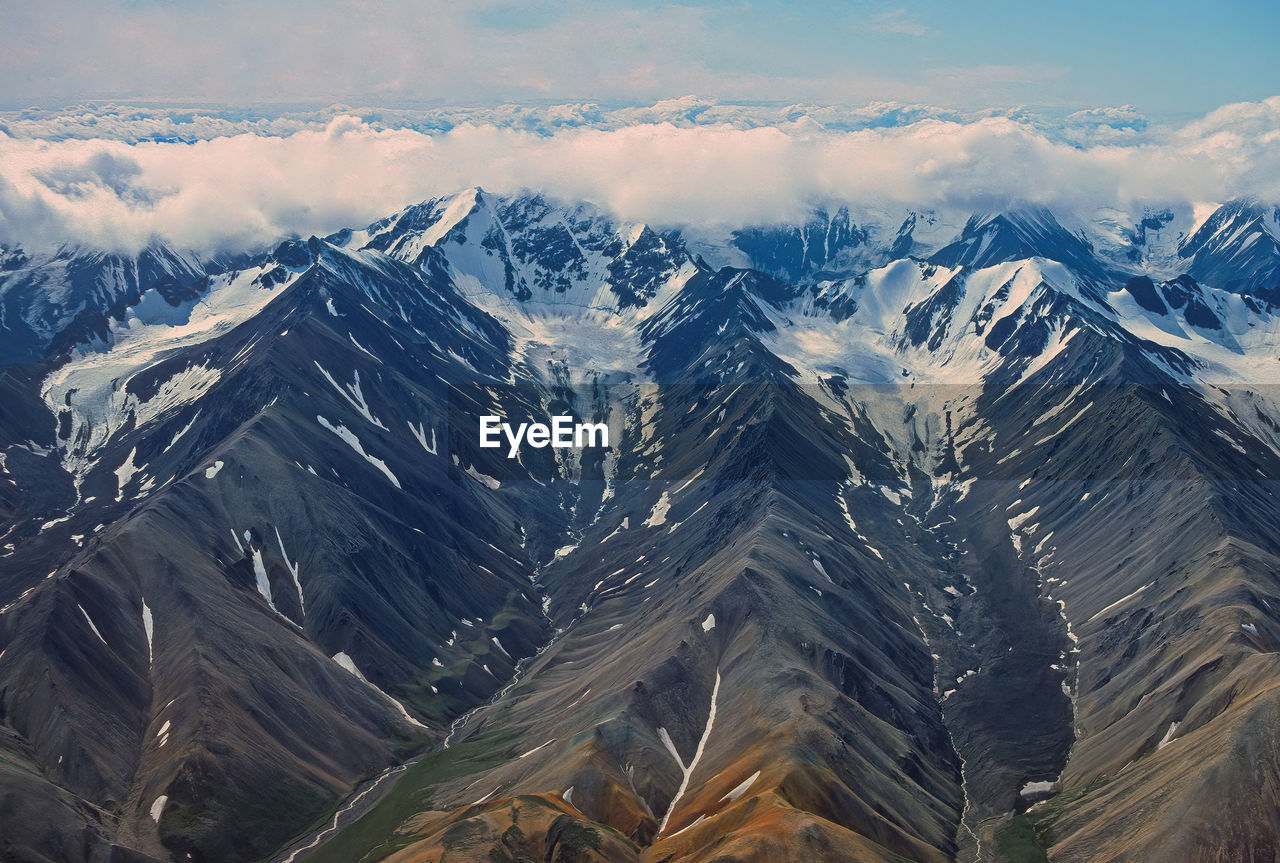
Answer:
[{"left": 1, "top": 189, "right": 1279, "bottom": 863}]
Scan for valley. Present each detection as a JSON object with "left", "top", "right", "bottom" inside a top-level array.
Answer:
[{"left": 1, "top": 190, "right": 1279, "bottom": 862}]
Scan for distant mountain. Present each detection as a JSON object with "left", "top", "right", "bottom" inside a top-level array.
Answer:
[
  {"left": 0, "top": 245, "right": 216, "bottom": 366},
  {"left": 1178, "top": 197, "right": 1280, "bottom": 301},
  {"left": 728, "top": 207, "right": 877, "bottom": 283},
  {"left": 928, "top": 207, "right": 1113, "bottom": 283},
  {"left": 1, "top": 191, "right": 1279, "bottom": 863}
]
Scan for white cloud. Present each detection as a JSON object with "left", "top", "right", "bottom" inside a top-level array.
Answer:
[
  {"left": 867, "top": 8, "right": 930, "bottom": 37},
  {"left": 1, "top": 99, "right": 1279, "bottom": 253},
  {"left": 1058, "top": 106, "right": 1148, "bottom": 144}
]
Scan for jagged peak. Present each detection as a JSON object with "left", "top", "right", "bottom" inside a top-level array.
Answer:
[
  {"left": 1181, "top": 196, "right": 1280, "bottom": 248},
  {"left": 927, "top": 205, "right": 1106, "bottom": 282},
  {"left": 959, "top": 205, "right": 1076, "bottom": 240},
  {"left": 1174, "top": 197, "right": 1280, "bottom": 299}
]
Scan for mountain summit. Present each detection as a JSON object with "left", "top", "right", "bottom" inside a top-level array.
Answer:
[{"left": 1, "top": 193, "right": 1279, "bottom": 863}]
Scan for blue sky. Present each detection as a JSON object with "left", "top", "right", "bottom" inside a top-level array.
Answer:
[{"left": 3, "top": 0, "right": 1277, "bottom": 114}]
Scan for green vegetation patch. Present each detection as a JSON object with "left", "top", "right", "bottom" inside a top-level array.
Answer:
[
  {"left": 163, "top": 776, "right": 330, "bottom": 863},
  {"left": 301, "top": 726, "right": 521, "bottom": 863},
  {"left": 995, "top": 814, "right": 1049, "bottom": 863}
]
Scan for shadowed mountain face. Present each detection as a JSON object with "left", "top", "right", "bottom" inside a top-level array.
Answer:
[
  {"left": 1, "top": 192, "right": 1279, "bottom": 863},
  {"left": 0, "top": 245, "right": 219, "bottom": 368},
  {"left": 1178, "top": 199, "right": 1280, "bottom": 302}
]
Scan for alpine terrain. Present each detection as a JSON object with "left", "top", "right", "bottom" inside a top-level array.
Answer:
[{"left": 2, "top": 188, "right": 1279, "bottom": 863}]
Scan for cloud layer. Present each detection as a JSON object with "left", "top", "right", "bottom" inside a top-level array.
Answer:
[{"left": 1, "top": 97, "right": 1279, "bottom": 253}]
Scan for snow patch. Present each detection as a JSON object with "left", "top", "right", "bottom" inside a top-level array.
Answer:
[
  {"left": 166, "top": 413, "right": 199, "bottom": 450},
  {"left": 332, "top": 652, "right": 428, "bottom": 729},
  {"left": 1086, "top": 581, "right": 1154, "bottom": 623},
  {"left": 1019, "top": 780, "right": 1056, "bottom": 798},
  {"left": 314, "top": 364, "right": 386, "bottom": 429},
  {"left": 317, "top": 415, "right": 401, "bottom": 488},
  {"left": 658, "top": 669, "right": 721, "bottom": 836},
  {"left": 251, "top": 549, "right": 276, "bottom": 611},
  {"left": 464, "top": 464, "right": 501, "bottom": 489},
  {"left": 644, "top": 491, "right": 672, "bottom": 527},
  {"left": 142, "top": 601, "right": 154, "bottom": 665},
  {"left": 720, "top": 770, "right": 760, "bottom": 803},
  {"left": 78, "top": 604, "right": 108, "bottom": 647},
  {"left": 274, "top": 527, "right": 304, "bottom": 615},
  {"left": 517, "top": 739, "right": 554, "bottom": 759},
  {"left": 114, "top": 448, "right": 142, "bottom": 501},
  {"left": 408, "top": 420, "right": 437, "bottom": 454}
]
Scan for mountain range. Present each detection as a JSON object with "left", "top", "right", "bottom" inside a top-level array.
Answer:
[{"left": 1, "top": 188, "right": 1279, "bottom": 863}]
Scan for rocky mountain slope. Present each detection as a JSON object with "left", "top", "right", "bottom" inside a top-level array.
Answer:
[{"left": 1, "top": 190, "right": 1278, "bottom": 863}]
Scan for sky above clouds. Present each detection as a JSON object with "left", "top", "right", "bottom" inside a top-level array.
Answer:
[
  {"left": 3, "top": 0, "right": 1278, "bottom": 113},
  {"left": 1, "top": 1, "right": 1279, "bottom": 252}
]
